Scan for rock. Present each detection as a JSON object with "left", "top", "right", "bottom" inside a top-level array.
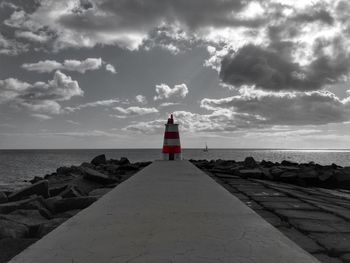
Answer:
[
  {"left": 280, "top": 171, "right": 298, "bottom": 179},
  {"left": 56, "top": 166, "right": 83, "bottom": 176},
  {"left": 278, "top": 227, "right": 323, "bottom": 253},
  {"left": 333, "top": 167, "right": 350, "bottom": 189},
  {"left": 318, "top": 169, "right": 334, "bottom": 181},
  {"left": 0, "top": 209, "right": 48, "bottom": 228},
  {"left": 8, "top": 180, "right": 49, "bottom": 201},
  {"left": 119, "top": 157, "right": 130, "bottom": 165},
  {"left": 0, "top": 238, "right": 38, "bottom": 263},
  {"left": 313, "top": 254, "right": 342, "bottom": 263},
  {"left": 260, "top": 160, "right": 274, "bottom": 168},
  {"left": 90, "top": 154, "right": 107, "bottom": 166},
  {"left": 59, "top": 186, "right": 83, "bottom": 198},
  {"left": 118, "top": 164, "right": 139, "bottom": 172},
  {"left": 310, "top": 233, "right": 350, "bottom": 254},
  {"left": 0, "top": 196, "right": 44, "bottom": 214},
  {"left": 88, "top": 188, "right": 112, "bottom": 198},
  {"left": 80, "top": 162, "right": 95, "bottom": 169},
  {"left": 29, "top": 176, "right": 44, "bottom": 184},
  {"left": 53, "top": 209, "right": 81, "bottom": 219},
  {"left": 44, "top": 196, "right": 63, "bottom": 212},
  {"left": 49, "top": 185, "right": 68, "bottom": 197},
  {"left": 0, "top": 192, "right": 8, "bottom": 204},
  {"left": 269, "top": 167, "right": 285, "bottom": 178},
  {"left": 298, "top": 167, "right": 318, "bottom": 179},
  {"left": 83, "top": 167, "right": 118, "bottom": 184},
  {"left": 0, "top": 219, "right": 28, "bottom": 239},
  {"left": 281, "top": 160, "right": 298, "bottom": 166},
  {"left": 237, "top": 169, "right": 263, "bottom": 179},
  {"left": 53, "top": 196, "right": 98, "bottom": 213},
  {"left": 243, "top": 157, "right": 258, "bottom": 168},
  {"left": 36, "top": 218, "right": 67, "bottom": 238}
]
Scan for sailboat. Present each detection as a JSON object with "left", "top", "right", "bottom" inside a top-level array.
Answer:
[{"left": 203, "top": 142, "right": 209, "bottom": 152}]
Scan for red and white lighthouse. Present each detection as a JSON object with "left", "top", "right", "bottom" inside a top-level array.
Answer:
[{"left": 162, "top": 114, "right": 182, "bottom": 160}]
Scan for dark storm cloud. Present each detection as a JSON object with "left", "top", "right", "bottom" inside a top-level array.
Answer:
[{"left": 219, "top": 43, "right": 350, "bottom": 92}]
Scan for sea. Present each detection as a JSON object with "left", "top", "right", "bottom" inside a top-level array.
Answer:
[{"left": 0, "top": 148, "right": 350, "bottom": 191}]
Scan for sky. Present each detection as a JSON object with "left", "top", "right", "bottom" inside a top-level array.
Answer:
[{"left": 1, "top": 0, "right": 350, "bottom": 149}]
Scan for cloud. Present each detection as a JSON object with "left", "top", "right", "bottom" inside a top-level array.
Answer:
[
  {"left": 219, "top": 44, "right": 350, "bottom": 91},
  {"left": 154, "top": 84, "right": 188, "bottom": 101},
  {"left": 114, "top": 106, "right": 158, "bottom": 117},
  {"left": 31, "top": 113, "right": 52, "bottom": 120},
  {"left": 105, "top": 63, "right": 117, "bottom": 74},
  {"left": 201, "top": 86, "right": 350, "bottom": 126},
  {"left": 135, "top": 95, "right": 147, "bottom": 104},
  {"left": 0, "top": 71, "right": 83, "bottom": 115},
  {"left": 159, "top": 102, "right": 181, "bottom": 107},
  {"left": 0, "top": 33, "right": 28, "bottom": 55},
  {"left": 22, "top": 58, "right": 103, "bottom": 73},
  {"left": 15, "top": 30, "right": 51, "bottom": 43},
  {"left": 64, "top": 98, "right": 121, "bottom": 112}
]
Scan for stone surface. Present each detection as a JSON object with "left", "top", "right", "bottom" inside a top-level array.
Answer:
[
  {"left": 88, "top": 188, "right": 112, "bottom": 197},
  {"left": 289, "top": 219, "right": 350, "bottom": 233},
  {"left": 59, "top": 186, "right": 82, "bottom": 198},
  {"left": 0, "top": 210, "right": 48, "bottom": 228},
  {"left": 310, "top": 233, "right": 350, "bottom": 253},
  {"left": 243, "top": 156, "right": 258, "bottom": 168},
  {"left": 53, "top": 196, "right": 97, "bottom": 213},
  {"left": 90, "top": 154, "right": 107, "bottom": 166},
  {"left": 0, "top": 219, "right": 28, "bottom": 239},
  {"left": 260, "top": 201, "right": 318, "bottom": 210},
  {"left": 275, "top": 209, "right": 343, "bottom": 221},
  {"left": 340, "top": 253, "right": 350, "bottom": 263},
  {"left": 9, "top": 161, "right": 319, "bottom": 263},
  {"left": 8, "top": 181, "right": 49, "bottom": 201},
  {"left": 313, "top": 254, "right": 343, "bottom": 263},
  {"left": 278, "top": 227, "right": 323, "bottom": 253},
  {"left": 36, "top": 218, "right": 67, "bottom": 238},
  {"left": 0, "top": 192, "right": 8, "bottom": 204},
  {"left": 0, "top": 238, "right": 38, "bottom": 263},
  {"left": 82, "top": 167, "right": 118, "bottom": 185}
]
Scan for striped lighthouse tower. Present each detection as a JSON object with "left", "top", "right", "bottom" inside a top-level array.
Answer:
[{"left": 162, "top": 114, "right": 182, "bottom": 160}]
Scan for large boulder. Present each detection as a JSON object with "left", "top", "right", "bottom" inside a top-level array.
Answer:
[
  {"left": 281, "top": 160, "right": 298, "bottom": 166},
  {"left": 0, "top": 196, "right": 46, "bottom": 214},
  {"left": 56, "top": 166, "right": 83, "bottom": 176},
  {"left": 36, "top": 218, "right": 67, "bottom": 238},
  {"left": 82, "top": 167, "right": 118, "bottom": 184},
  {"left": 243, "top": 157, "right": 258, "bottom": 168},
  {"left": 119, "top": 157, "right": 130, "bottom": 165},
  {"left": 237, "top": 169, "right": 263, "bottom": 179},
  {"left": 89, "top": 188, "right": 112, "bottom": 198},
  {"left": 333, "top": 167, "right": 350, "bottom": 189},
  {"left": 0, "top": 192, "right": 8, "bottom": 204},
  {"left": 0, "top": 238, "right": 38, "bottom": 263},
  {"left": 0, "top": 219, "right": 28, "bottom": 239},
  {"left": 53, "top": 196, "right": 98, "bottom": 213},
  {"left": 59, "top": 186, "right": 83, "bottom": 198},
  {"left": 8, "top": 180, "right": 49, "bottom": 201},
  {"left": 90, "top": 154, "right": 107, "bottom": 166},
  {"left": 0, "top": 210, "right": 48, "bottom": 228}
]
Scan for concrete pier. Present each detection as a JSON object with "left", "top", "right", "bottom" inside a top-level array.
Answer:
[{"left": 10, "top": 160, "right": 319, "bottom": 263}]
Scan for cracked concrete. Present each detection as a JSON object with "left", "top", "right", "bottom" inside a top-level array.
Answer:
[{"left": 10, "top": 161, "right": 318, "bottom": 263}]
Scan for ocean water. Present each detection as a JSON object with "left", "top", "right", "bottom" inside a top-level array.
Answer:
[{"left": 0, "top": 149, "right": 350, "bottom": 190}]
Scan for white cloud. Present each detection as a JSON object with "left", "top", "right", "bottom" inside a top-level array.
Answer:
[
  {"left": 0, "top": 33, "right": 28, "bottom": 55},
  {"left": 31, "top": 114, "right": 52, "bottom": 120},
  {"left": 105, "top": 64, "right": 117, "bottom": 74},
  {"left": 154, "top": 83, "right": 188, "bottom": 101},
  {"left": 15, "top": 31, "right": 50, "bottom": 43},
  {"left": 0, "top": 71, "right": 83, "bottom": 115},
  {"left": 135, "top": 95, "right": 147, "bottom": 104},
  {"left": 65, "top": 98, "right": 120, "bottom": 112},
  {"left": 22, "top": 58, "right": 103, "bottom": 73},
  {"left": 114, "top": 106, "right": 158, "bottom": 117},
  {"left": 159, "top": 102, "right": 181, "bottom": 107}
]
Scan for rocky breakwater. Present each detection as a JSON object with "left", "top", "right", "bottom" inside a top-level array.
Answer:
[
  {"left": 192, "top": 157, "right": 350, "bottom": 263},
  {"left": 0, "top": 155, "right": 151, "bottom": 263},
  {"left": 192, "top": 157, "right": 350, "bottom": 190}
]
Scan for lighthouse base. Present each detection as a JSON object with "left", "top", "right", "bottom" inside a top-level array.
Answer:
[{"left": 162, "top": 153, "right": 182, "bottom": 160}]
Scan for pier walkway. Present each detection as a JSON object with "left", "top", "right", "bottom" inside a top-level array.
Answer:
[{"left": 10, "top": 160, "right": 319, "bottom": 263}]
